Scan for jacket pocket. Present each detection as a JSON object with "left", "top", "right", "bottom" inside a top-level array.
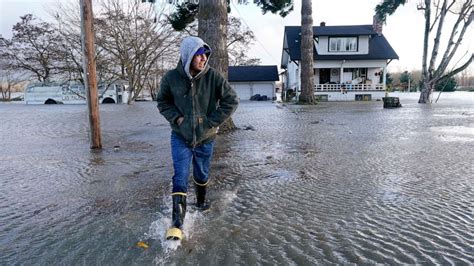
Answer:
[
  {"left": 196, "top": 115, "right": 216, "bottom": 142},
  {"left": 177, "top": 116, "right": 193, "bottom": 142}
]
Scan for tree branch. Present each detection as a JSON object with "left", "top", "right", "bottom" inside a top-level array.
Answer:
[
  {"left": 429, "top": 0, "right": 441, "bottom": 31},
  {"left": 437, "top": 54, "right": 473, "bottom": 83},
  {"left": 428, "top": 0, "right": 448, "bottom": 75},
  {"left": 422, "top": 0, "right": 431, "bottom": 79},
  {"left": 434, "top": 1, "right": 472, "bottom": 77}
]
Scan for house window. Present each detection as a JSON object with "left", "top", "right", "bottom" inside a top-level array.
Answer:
[
  {"left": 352, "top": 68, "right": 367, "bottom": 80},
  {"left": 329, "top": 37, "right": 357, "bottom": 52},
  {"left": 355, "top": 94, "right": 371, "bottom": 101}
]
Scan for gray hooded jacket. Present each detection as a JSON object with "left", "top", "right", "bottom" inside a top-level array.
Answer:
[
  {"left": 157, "top": 36, "right": 239, "bottom": 147},
  {"left": 179, "top": 36, "right": 211, "bottom": 80}
]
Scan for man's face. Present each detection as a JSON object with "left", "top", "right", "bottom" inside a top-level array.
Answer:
[{"left": 190, "top": 53, "right": 207, "bottom": 75}]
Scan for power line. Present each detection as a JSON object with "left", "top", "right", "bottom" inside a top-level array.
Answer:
[{"left": 230, "top": 2, "right": 281, "bottom": 65}]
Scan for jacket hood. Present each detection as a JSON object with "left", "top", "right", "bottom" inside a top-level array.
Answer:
[{"left": 180, "top": 36, "right": 212, "bottom": 80}]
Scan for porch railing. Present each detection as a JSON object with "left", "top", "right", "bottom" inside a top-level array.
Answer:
[{"left": 314, "top": 83, "right": 384, "bottom": 91}]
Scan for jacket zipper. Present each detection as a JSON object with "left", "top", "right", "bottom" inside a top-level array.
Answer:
[{"left": 191, "top": 80, "right": 196, "bottom": 148}]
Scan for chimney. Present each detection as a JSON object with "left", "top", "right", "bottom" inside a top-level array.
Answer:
[
  {"left": 373, "top": 15, "right": 383, "bottom": 35},
  {"left": 320, "top": 21, "right": 326, "bottom": 27}
]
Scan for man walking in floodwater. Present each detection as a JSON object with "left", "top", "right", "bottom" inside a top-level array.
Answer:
[{"left": 157, "top": 36, "right": 238, "bottom": 240}]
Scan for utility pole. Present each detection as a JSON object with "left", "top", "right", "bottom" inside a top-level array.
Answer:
[{"left": 80, "top": 0, "right": 102, "bottom": 149}]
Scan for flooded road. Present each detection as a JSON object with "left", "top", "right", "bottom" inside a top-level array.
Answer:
[{"left": 1, "top": 92, "right": 473, "bottom": 264}]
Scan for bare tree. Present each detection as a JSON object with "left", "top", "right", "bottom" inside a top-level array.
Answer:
[
  {"left": 94, "top": 0, "right": 182, "bottom": 104},
  {"left": 0, "top": 63, "right": 23, "bottom": 101},
  {"left": 456, "top": 68, "right": 474, "bottom": 87},
  {"left": 53, "top": 0, "right": 183, "bottom": 103},
  {"left": 52, "top": 2, "right": 88, "bottom": 84},
  {"left": 227, "top": 17, "right": 261, "bottom": 66},
  {"left": 0, "top": 14, "right": 64, "bottom": 84},
  {"left": 299, "top": 0, "right": 315, "bottom": 104},
  {"left": 54, "top": 1, "right": 119, "bottom": 84},
  {"left": 376, "top": 0, "right": 473, "bottom": 103}
]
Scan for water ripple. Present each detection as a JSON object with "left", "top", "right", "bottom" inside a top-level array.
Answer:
[{"left": 1, "top": 98, "right": 473, "bottom": 264}]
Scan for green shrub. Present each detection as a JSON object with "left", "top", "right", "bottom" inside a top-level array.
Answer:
[{"left": 435, "top": 77, "right": 457, "bottom": 92}]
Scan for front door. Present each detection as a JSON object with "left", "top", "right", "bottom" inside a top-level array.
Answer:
[{"left": 319, "top": 68, "right": 330, "bottom": 84}]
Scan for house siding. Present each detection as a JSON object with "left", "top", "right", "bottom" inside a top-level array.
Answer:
[{"left": 287, "top": 61, "right": 299, "bottom": 91}]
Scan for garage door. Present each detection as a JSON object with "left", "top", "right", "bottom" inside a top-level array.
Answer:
[
  {"left": 231, "top": 83, "right": 274, "bottom": 100},
  {"left": 232, "top": 84, "right": 252, "bottom": 100},
  {"left": 252, "top": 83, "right": 274, "bottom": 99}
]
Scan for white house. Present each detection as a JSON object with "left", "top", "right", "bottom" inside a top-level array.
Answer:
[
  {"left": 281, "top": 17, "right": 399, "bottom": 101},
  {"left": 228, "top": 65, "right": 279, "bottom": 101}
]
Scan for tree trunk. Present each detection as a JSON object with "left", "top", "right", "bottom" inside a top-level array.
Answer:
[
  {"left": 127, "top": 86, "right": 134, "bottom": 105},
  {"left": 7, "top": 84, "right": 11, "bottom": 101},
  {"left": 299, "top": 0, "right": 316, "bottom": 104},
  {"left": 375, "top": 0, "right": 472, "bottom": 104},
  {"left": 419, "top": 0, "right": 431, "bottom": 103},
  {"left": 0, "top": 84, "right": 5, "bottom": 100},
  {"left": 198, "top": 0, "right": 236, "bottom": 132},
  {"left": 419, "top": 81, "right": 432, "bottom": 103}
]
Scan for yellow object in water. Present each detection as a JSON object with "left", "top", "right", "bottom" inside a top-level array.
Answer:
[
  {"left": 166, "top": 227, "right": 183, "bottom": 240},
  {"left": 136, "top": 241, "right": 149, "bottom": 249}
]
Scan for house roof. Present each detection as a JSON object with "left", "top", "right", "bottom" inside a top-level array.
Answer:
[
  {"left": 282, "top": 25, "right": 399, "bottom": 66},
  {"left": 313, "top": 25, "right": 376, "bottom": 36},
  {"left": 228, "top": 65, "right": 279, "bottom": 82}
]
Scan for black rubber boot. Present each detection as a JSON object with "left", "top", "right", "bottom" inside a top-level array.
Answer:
[
  {"left": 171, "top": 194, "right": 186, "bottom": 229},
  {"left": 166, "top": 194, "right": 186, "bottom": 240},
  {"left": 195, "top": 184, "right": 210, "bottom": 211}
]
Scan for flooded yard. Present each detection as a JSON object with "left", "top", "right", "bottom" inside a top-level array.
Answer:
[{"left": 0, "top": 92, "right": 473, "bottom": 264}]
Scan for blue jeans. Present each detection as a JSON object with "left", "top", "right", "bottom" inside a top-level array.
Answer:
[{"left": 171, "top": 132, "right": 215, "bottom": 193}]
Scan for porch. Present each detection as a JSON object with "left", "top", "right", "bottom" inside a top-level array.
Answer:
[
  {"left": 315, "top": 83, "right": 384, "bottom": 91},
  {"left": 314, "top": 66, "right": 387, "bottom": 92}
]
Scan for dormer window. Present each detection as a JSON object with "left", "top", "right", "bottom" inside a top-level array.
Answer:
[{"left": 329, "top": 37, "right": 358, "bottom": 52}]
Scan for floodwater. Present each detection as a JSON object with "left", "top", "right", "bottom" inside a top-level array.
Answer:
[{"left": 1, "top": 92, "right": 473, "bottom": 264}]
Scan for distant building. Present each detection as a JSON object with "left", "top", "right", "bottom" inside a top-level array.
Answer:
[
  {"left": 228, "top": 65, "right": 279, "bottom": 101},
  {"left": 281, "top": 17, "right": 399, "bottom": 101}
]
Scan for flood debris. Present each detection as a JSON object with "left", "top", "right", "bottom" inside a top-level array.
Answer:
[
  {"left": 136, "top": 241, "right": 149, "bottom": 249},
  {"left": 243, "top": 125, "right": 256, "bottom": 131},
  {"left": 250, "top": 94, "right": 268, "bottom": 101},
  {"left": 382, "top": 97, "right": 402, "bottom": 108}
]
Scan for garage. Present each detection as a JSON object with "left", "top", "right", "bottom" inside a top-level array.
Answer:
[
  {"left": 228, "top": 65, "right": 279, "bottom": 101},
  {"left": 252, "top": 83, "right": 274, "bottom": 98},
  {"left": 231, "top": 82, "right": 275, "bottom": 100},
  {"left": 232, "top": 83, "right": 252, "bottom": 100}
]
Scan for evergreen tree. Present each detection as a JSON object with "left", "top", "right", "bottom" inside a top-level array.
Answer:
[{"left": 435, "top": 77, "right": 456, "bottom": 92}]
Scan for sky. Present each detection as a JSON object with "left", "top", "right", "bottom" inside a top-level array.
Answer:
[{"left": 1, "top": 0, "right": 472, "bottom": 73}]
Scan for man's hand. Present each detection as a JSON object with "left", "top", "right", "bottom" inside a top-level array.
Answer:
[{"left": 177, "top": 117, "right": 184, "bottom": 126}]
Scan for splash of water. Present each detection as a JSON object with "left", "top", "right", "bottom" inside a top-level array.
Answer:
[{"left": 145, "top": 196, "right": 206, "bottom": 263}]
